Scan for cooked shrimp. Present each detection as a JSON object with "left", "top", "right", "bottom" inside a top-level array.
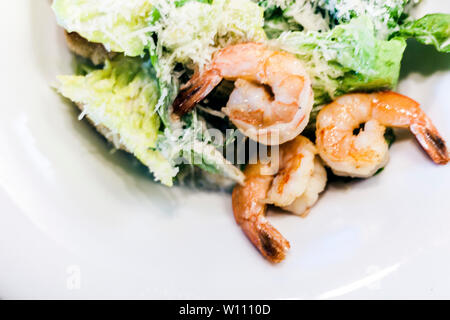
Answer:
[
  {"left": 232, "top": 136, "right": 327, "bottom": 263},
  {"left": 316, "top": 92, "right": 449, "bottom": 178},
  {"left": 232, "top": 163, "right": 291, "bottom": 263},
  {"left": 173, "top": 43, "right": 314, "bottom": 145},
  {"left": 283, "top": 158, "right": 327, "bottom": 217},
  {"left": 266, "top": 135, "right": 317, "bottom": 207}
]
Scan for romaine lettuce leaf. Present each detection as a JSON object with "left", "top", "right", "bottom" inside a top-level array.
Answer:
[
  {"left": 392, "top": 14, "right": 450, "bottom": 53},
  {"left": 157, "top": 112, "right": 245, "bottom": 185},
  {"left": 318, "top": 0, "right": 416, "bottom": 39},
  {"left": 276, "top": 16, "right": 406, "bottom": 104},
  {"left": 255, "top": 0, "right": 330, "bottom": 37},
  {"left": 52, "top": 0, "right": 265, "bottom": 66},
  {"left": 56, "top": 55, "right": 178, "bottom": 186},
  {"left": 175, "top": 0, "right": 213, "bottom": 6},
  {"left": 256, "top": 0, "right": 418, "bottom": 39},
  {"left": 159, "top": 0, "right": 266, "bottom": 67},
  {"left": 52, "top": 0, "right": 156, "bottom": 56}
]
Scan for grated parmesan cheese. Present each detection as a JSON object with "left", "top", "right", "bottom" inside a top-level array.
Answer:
[{"left": 317, "top": 0, "right": 420, "bottom": 38}]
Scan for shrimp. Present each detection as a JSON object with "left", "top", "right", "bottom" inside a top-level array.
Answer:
[
  {"left": 232, "top": 163, "right": 291, "bottom": 263},
  {"left": 316, "top": 92, "right": 449, "bottom": 178},
  {"left": 232, "top": 136, "right": 327, "bottom": 263},
  {"left": 266, "top": 135, "right": 317, "bottom": 207},
  {"left": 173, "top": 43, "right": 314, "bottom": 145},
  {"left": 283, "top": 158, "right": 327, "bottom": 217}
]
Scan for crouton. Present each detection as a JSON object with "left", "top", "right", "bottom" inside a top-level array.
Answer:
[{"left": 65, "top": 31, "right": 117, "bottom": 65}]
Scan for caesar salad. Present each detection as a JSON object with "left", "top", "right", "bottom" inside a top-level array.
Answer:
[{"left": 52, "top": 0, "right": 449, "bottom": 263}]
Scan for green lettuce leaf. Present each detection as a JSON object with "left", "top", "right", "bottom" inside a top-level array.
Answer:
[
  {"left": 255, "top": 0, "right": 417, "bottom": 39},
  {"left": 175, "top": 0, "right": 213, "bottom": 6},
  {"left": 392, "top": 14, "right": 450, "bottom": 53},
  {"left": 156, "top": 110, "right": 245, "bottom": 185},
  {"left": 276, "top": 16, "right": 406, "bottom": 105},
  {"left": 52, "top": 0, "right": 265, "bottom": 63},
  {"left": 56, "top": 55, "right": 178, "bottom": 186},
  {"left": 255, "top": 0, "right": 330, "bottom": 38},
  {"left": 318, "top": 0, "right": 415, "bottom": 39},
  {"left": 159, "top": 0, "right": 266, "bottom": 67},
  {"left": 52, "top": 0, "right": 155, "bottom": 56}
]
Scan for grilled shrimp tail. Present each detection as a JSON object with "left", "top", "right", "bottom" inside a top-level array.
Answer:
[
  {"left": 411, "top": 123, "right": 449, "bottom": 164},
  {"left": 373, "top": 91, "right": 449, "bottom": 165},
  {"left": 232, "top": 166, "right": 290, "bottom": 264},
  {"left": 240, "top": 218, "right": 290, "bottom": 264},
  {"left": 173, "top": 69, "right": 222, "bottom": 116}
]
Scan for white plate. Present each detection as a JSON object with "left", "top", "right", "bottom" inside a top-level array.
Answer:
[{"left": 0, "top": 0, "right": 449, "bottom": 299}]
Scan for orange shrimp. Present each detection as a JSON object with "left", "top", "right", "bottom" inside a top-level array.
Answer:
[
  {"left": 316, "top": 92, "right": 449, "bottom": 177},
  {"left": 173, "top": 43, "right": 314, "bottom": 145},
  {"left": 232, "top": 136, "right": 327, "bottom": 263},
  {"left": 232, "top": 163, "right": 291, "bottom": 263}
]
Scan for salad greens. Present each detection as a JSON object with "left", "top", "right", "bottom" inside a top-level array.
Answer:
[
  {"left": 52, "top": 0, "right": 450, "bottom": 188},
  {"left": 53, "top": 0, "right": 155, "bottom": 56},
  {"left": 158, "top": 0, "right": 266, "bottom": 67},
  {"left": 277, "top": 16, "right": 406, "bottom": 105},
  {"left": 156, "top": 111, "right": 245, "bottom": 185},
  {"left": 54, "top": 0, "right": 262, "bottom": 186},
  {"left": 318, "top": 0, "right": 415, "bottom": 38},
  {"left": 393, "top": 14, "right": 450, "bottom": 53},
  {"left": 256, "top": 0, "right": 330, "bottom": 38},
  {"left": 57, "top": 55, "right": 178, "bottom": 186},
  {"left": 255, "top": 0, "right": 416, "bottom": 38}
]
